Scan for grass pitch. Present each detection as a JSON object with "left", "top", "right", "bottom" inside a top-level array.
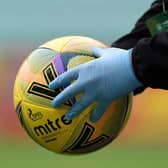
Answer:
[{"left": 0, "top": 141, "right": 168, "bottom": 168}]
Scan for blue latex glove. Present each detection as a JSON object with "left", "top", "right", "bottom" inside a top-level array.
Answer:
[{"left": 49, "top": 47, "right": 143, "bottom": 122}]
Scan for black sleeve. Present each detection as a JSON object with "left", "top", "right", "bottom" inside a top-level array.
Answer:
[
  {"left": 132, "top": 30, "right": 168, "bottom": 89},
  {"left": 111, "top": 0, "right": 165, "bottom": 49},
  {"left": 111, "top": 0, "right": 168, "bottom": 94}
]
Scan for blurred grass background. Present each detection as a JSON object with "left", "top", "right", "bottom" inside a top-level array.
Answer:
[{"left": 2, "top": 0, "right": 168, "bottom": 167}]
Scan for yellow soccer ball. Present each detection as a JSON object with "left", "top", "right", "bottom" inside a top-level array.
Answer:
[{"left": 13, "top": 36, "right": 132, "bottom": 155}]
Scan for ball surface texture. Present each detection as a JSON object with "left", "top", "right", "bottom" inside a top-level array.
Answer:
[{"left": 13, "top": 36, "right": 132, "bottom": 155}]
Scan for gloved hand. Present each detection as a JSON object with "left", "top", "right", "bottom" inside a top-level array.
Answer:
[{"left": 49, "top": 47, "right": 143, "bottom": 122}]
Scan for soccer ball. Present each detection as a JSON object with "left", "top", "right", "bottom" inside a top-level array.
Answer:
[{"left": 13, "top": 36, "right": 132, "bottom": 155}]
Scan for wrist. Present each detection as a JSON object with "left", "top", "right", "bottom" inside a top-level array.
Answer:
[{"left": 124, "top": 49, "right": 143, "bottom": 89}]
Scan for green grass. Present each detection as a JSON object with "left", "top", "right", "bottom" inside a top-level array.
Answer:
[{"left": 0, "top": 142, "right": 168, "bottom": 168}]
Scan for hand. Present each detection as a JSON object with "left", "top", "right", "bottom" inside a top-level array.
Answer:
[{"left": 49, "top": 47, "right": 142, "bottom": 122}]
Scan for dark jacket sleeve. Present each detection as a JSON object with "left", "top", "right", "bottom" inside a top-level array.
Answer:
[
  {"left": 132, "top": 30, "right": 168, "bottom": 89},
  {"left": 111, "top": 0, "right": 168, "bottom": 94}
]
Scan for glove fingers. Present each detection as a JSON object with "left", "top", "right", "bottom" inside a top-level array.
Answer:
[
  {"left": 90, "top": 102, "right": 110, "bottom": 122},
  {"left": 65, "top": 95, "right": 95, "bottom": 120},
  {"left": 52, "top": 82, "right": 83, "bottom": 107},
  {"left": 49, "top": 66, "right": 80, "bottom": 89},
  {"left": 92, "top": 47, "right": 104, "bottom": 57}
]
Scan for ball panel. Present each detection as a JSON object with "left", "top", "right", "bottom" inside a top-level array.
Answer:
[
  {"left": 13, "top": 77, "right": 22, "bottom": 111},
  {"left": 27, "top": 48, "right": 58, "bottom": 73},
  {"left": 40, "top": 36, "right": 77, "bottom": 52},
  {"left": 20, "top": 99, "right": 96, "bottom": 154},
  {"left": 21, "top": 99, "right": 72, "bottom": 152},
  {"left": 118, "top": 94, "right": 132, "bottom": 133},
  {"left": 67, "top": 55, "right": 95, "bottom": 69},
  {"left": 61, "top": 36, "right": 108, "bottom": 54},
  {"left": 61, "top": 96, "right": 131, "bottom": 154}
]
